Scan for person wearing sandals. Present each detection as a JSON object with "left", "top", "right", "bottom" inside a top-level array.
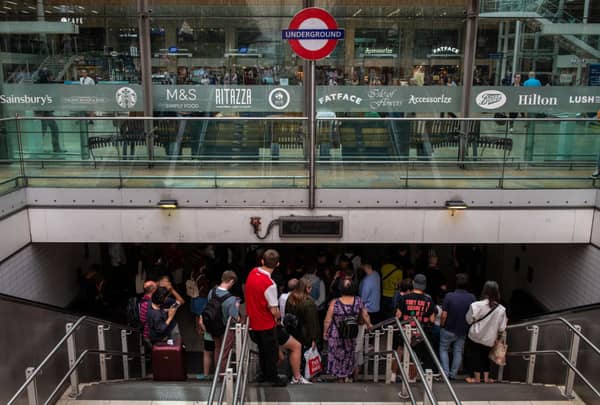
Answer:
[
  {"left": 323, "top": 279, "right": 372, "bottom": 382},
  {"left": 465, "top": 281, "right": 508, "bottom": 383}
]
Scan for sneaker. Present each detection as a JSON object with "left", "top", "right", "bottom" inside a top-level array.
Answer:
[{"left": 290, "top": 376, "right": 312, "bottom": 385}]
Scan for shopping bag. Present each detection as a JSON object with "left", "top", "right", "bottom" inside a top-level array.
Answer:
[
  {"left": 303, "top": 347, "right": 322, "bottom": 380},
  {"left": 489, "top": 339, "right": 507, "bottom": 366}
]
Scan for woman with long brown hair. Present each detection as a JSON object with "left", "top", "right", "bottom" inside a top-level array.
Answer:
[{"left": 285, "top": 276, "right": 321, "bottom": 351}]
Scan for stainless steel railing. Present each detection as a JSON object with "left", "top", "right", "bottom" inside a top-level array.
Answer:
[
  {"left": 363, "top": 317, "right": 461, "bottom": 405},
  {"left": 500, "top": 315, "right": 600, "bottom": 398},
  {"left": 7, "top": 315, "right": 144, "bottom": 405},
  {"left": 208, "top": 318, "right": 250, "bottom": 405}
]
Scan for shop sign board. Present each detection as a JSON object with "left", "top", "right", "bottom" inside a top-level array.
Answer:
[
  {"left": 282, "top": 8, "right": 344, "bottom": 60},
  {"left": 316, "top": 86, "right": 461, "bottom": 113},
  {"left": 471, "top": 86, "right": 600, "bottom": 113},
  {"left": 152, "top": 85, "right": 303, "bottom": 113},
  {"left": 0, "top": 84, "right": 143, "bottom": 112},
  {"left": 2, "top": 84, "right": 600, "bottom": 114}
]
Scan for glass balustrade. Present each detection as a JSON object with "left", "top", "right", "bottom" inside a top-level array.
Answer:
[{"left": 0, "top": 116, "right": 597, "bottom": 193}]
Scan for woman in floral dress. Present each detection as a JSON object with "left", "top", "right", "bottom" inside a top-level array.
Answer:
[{"left": 323, "top": 279, "right": 372, "bottom": 382}]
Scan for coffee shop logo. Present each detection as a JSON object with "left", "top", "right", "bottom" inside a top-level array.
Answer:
[
  {"left": 115, "top": 87, "right": 137, "bottom": 109},
  {"left": 475, "top": 90, "right": 507, "bottom": 110},
  {"left": 268, "top": 88, "right": 290, "bottom": 110}
]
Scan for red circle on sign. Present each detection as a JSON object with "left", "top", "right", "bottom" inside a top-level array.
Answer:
[{"left": 287, "top": 8, "right": 339, "bottom": 61}]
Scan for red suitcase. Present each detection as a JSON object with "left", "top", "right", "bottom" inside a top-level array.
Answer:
[{"left": 152, "top": 340, "right": 186, "bottom": 381}]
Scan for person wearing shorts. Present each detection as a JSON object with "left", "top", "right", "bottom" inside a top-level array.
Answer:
[
  {"left": 201, "top": 333, "right": 215, "bottom": 380},
  {"left": 276, "top": 325, "right": 310, "bottom": 384}
]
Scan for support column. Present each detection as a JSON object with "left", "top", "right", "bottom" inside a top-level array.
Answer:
[
  {"left": 495, "top": 22, "right": 504, "bottom": 85},
  {"left": 500, "top": 21, "right": 510, "bottom": 81},
  {"left": 459, "top": 0, "right": 479, "bottom": 162},
  {"left": 511, "top": 20, "right": 522, "bottom": 82},
  {"left": 138, "top": 0, "right": 154, "bottom": 159}
]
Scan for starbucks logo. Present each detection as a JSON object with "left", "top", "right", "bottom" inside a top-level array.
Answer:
[
  {"left": 268, "top": 87, "right": 290, "bottom": 110},
  {"left": 115, "top": 87, "right": 137, "bottom": 109}
]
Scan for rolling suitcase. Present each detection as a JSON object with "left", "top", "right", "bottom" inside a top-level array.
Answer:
[{"left": 152, "top": 340, "right": 186, "bottom": 381}]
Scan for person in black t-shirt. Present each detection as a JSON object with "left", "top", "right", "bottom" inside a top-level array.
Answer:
[{"left": 396, "top": 274, "right": 436, "bottom": 370}]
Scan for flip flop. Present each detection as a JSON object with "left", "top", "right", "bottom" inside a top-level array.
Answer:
[
  {"left": 465, "top": 377, "right": 480, "bottom": 383},
  {"left": 484, "top": 379, "right": 496, "bottom": 384}
]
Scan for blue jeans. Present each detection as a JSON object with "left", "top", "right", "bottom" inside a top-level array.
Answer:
[{"left": 439, "top": 329, "right": 466, "bottom": 379}]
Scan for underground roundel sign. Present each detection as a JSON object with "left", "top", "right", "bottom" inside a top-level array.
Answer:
[{"left": 282, "top": 8, "right": 344, "bottom": 61}]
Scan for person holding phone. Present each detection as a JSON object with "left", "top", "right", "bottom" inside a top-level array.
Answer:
[{"left": 147, "top": 286, "right": 182, "bottom": 343}]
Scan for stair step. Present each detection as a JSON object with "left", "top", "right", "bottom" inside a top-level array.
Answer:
[{"left": 66, "top": 380, "right": 582, "bottom": 403}]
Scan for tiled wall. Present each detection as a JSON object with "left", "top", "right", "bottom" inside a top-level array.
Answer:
[
  {"left": 490, "top": 244, "right": 600, "bottom": 311},
  {"left": 0, "top": 244, "right": 89, "bottom": 307}
]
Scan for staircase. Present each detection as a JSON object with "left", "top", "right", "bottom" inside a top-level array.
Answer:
[
  {"left": 31, "top": 54, "right": 76, "bottom": 82},
  {"left": 480, "top": 0, "right": 600, "bottom": 60}
]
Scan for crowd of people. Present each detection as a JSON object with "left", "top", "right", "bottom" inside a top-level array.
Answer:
[{"left": 124, "top": 243, "right": 507, "bottom": 387}]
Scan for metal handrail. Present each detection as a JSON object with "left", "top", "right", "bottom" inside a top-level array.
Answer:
[
  {"left": 363, "top": 349, "right": 418, "bottom": 405},
  {"left": 233, "top": 318, "right": 250, "bottom": 405},
  {"left": 507, "top": 350, "right": 600, "bottom": 399},
  {"left": 507, "top": 317, "right": 600, "bottom": 357},
  {"left": 6, "top": 316, "right": 89, "bottom": 405},
  {"left": 208, "top": 316, "right": 233, "bottom": 405},
  {"left": 412, "top": 318, "right": 462, "bottom": 405},
  {"left": 43, "top": 348, "right": 142, "bottom": 405},
  {"left": 7, "top": 315, "right": 140, "bottom": 405},
  {"left": 394, "top": 318, "right": 438, "bottom": 405},
  {"left": 368, "top": 316, "right": 399, "bottom": 331}
]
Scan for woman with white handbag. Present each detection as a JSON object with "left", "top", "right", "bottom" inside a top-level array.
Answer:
[{"left": 465, "top": 281, "right": 508, "bottom": 383}]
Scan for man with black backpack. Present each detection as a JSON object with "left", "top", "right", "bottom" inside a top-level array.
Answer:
[{"left": 199, "top": 270, "right": 240, "bottom": 374}]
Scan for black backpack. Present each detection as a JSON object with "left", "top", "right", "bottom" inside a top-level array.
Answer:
[
  {"left": 338, "top": 298, "right": 359, "bottom": 339},
  {"left": 202, "top": 288, "right": 232, "bottom": 338}
]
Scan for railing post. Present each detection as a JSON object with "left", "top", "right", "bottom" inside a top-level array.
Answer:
[
  {"left": 363, "top": 330, "right": 370, "bottom": 379},
  {"left": 423, "top": 369, "right": 434, "bottom": 405},
  {"left": 66, "top": 322, "right": 79, "bottom": 397},
  {"left": 225, "top": 367, "right": 234, "bottom": 405},
  {"left": 235, "top": 322, "right": 242, "bottom": 366},
  {"left": 403, "top": 324, "right": 413, "bottom": 383},
  {"left": 526, "top": 325, "right": 539, "bottom": 384},
  {"left": 139, "top": 334, "right": 147, "bottom": 378},
  {"left": 373, "top": 330, "right": 381, "bottom": 383},
  {"left": 497, "top": 331, "right": 507, "bottom": 382},
  {"left": 25, "top": 367, "right": 39, "bottom": 405},
  {"left": 98, "top": 325, "right": 108, "bottom": 382},
  {"left": 121, "top": 329, "right": 130, "bottom": 379},
  {"left": 564, "top": 324, "right": 581, "bottom": 399},
  {"left": 385, "top": 326, "right": 394, "bottom": 384}
]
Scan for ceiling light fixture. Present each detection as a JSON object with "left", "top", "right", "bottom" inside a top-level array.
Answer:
[
  {"left": 387, "top": 8, "right": 401, "bottom": 17},
  {"left": 157, "top": 199, "right": 178, "bottom": 209},
  {"left": 445, "top": 200, "right": 468, "bottom": 216},
  {"left": 352, "top": 8, "right": 362, "bottom": 17}
]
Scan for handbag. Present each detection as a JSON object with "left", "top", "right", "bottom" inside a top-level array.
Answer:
[
  {"left": 489, "top": 339, "right": 507, "bottom": 366},
  {"left": 338, "top": 298, "right": 359, "bottom": 339},
  {"left": 468, "top": 304, "right": 499, "bottom": 342},
  {"left": 303, "top": 347, "right": 322, "bottom": 379}
]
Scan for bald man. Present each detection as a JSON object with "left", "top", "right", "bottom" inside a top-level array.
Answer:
[
  {"left": 140, "top": 280, "right": 157, "bottom": 345},
  {"left": 279, "top": 278, "right": 299, "bottom": 317}
]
